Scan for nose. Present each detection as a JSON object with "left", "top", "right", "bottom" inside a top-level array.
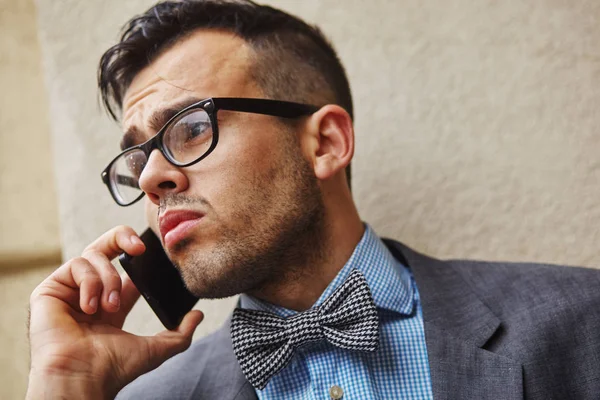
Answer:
[{"left": 138, "top": 149, "right": 189, "bottom": 205}]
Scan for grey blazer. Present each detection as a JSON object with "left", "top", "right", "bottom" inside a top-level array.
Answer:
[{"left": 117, "top": 239, "right": 600, "bottom": 399}]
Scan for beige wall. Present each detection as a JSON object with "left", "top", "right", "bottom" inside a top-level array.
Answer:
[
  {"left": 2, "top": 0, "right": 600, "bottom": 398},
  {"left": 0, "top": 0, "right": 61, "bottom": 398},
  {"left": 0, "top": 0, "right": 60, "bottom": 260}
]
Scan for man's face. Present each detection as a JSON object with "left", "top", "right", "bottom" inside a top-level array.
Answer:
[{"left": 121, "top": 30, "right": 325, "bottom": 298}]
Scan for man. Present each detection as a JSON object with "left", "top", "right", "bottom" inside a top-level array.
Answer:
[{"left": 27, "top": 1, "right": 600, "bottom": 399}]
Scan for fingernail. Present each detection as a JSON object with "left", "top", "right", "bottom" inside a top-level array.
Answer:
[
  {"left": 109, "top": 290, "right": 120, "bottom": 308},
  {"left": 89, "top": 296, "right": 98, "bottom": 311},
  {"left": 130, "top": 235, "right": 143, "bottom": 246}
]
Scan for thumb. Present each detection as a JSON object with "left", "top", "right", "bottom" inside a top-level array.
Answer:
[{"left": 140, "top": 310, "right": 204, "bottom": 373}]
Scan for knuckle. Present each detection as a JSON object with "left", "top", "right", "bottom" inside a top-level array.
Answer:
[
  {"left": 83, "top": 279, "right": 103, "bottom": 295},
  {"left": 82, "top": 267, "right": 99, "bottom": 279},
  {"left": 71, "top": 259, "right": 99, "bottom": 278},
  {"left": 69, "top": 256, "right": 90, "bottom": 268},
  {"left": 97, "top": 258, "right": 119, "bottom": 276},
  {"left": 62, "top": 257, "right": 77, "bottom": 269},
  {"left": 108, "top": 271, "right": 121, "bottom": 283},
  {"left": 83, "top": 274, "right": 102, "bottom": 288},
  {"left": 113, "top": 225, "right": 133, "bottom": 237},
  {"left": 106, "top": 271, "right": 122, "bottom": 286},
  {"left": 89, "top": 259, "right": 121, "bottom": 288}
]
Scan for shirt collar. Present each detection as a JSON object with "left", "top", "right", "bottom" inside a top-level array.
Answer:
[{"left": 239, "top": 224, "right": 415, "bottom": 317}]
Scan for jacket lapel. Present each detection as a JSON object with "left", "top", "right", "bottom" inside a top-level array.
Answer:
[
  {"left": 193, "top": 316, "right": 258, "bottom": 400},
  {"left": 384, "top": 240, "right": 523, "bottom": 399}
]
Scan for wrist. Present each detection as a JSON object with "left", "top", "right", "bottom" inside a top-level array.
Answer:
[{"left": 27, "top": 366, "right": 115, "bottom": 400}]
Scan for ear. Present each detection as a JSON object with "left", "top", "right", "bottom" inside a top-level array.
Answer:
[{"left": 305, "top": 104, "right": 354, "bottom": 181}]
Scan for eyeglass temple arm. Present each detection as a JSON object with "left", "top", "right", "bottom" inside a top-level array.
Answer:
[{"left": 212, "top": 98, "right": 319, "bottom": 118}]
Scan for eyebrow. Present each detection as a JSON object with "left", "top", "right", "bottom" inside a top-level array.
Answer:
[{"left": 120, "top": 96, "right": 203, "bottom": 150}]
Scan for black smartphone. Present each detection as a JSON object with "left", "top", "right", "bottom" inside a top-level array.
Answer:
[{"left": 118, "top": 228, "right": 199, "bottom": 330}]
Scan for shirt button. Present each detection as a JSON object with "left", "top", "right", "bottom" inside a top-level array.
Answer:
[{"left": 329, "top": 385, "right": 344, "bottom": 399}]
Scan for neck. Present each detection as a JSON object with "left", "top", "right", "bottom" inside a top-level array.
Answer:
[{"left": 246, "top": 190, "right": 364, "bottom": 312}]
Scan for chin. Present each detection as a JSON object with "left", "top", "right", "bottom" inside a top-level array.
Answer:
[
  {"left": 179, "top": 261, "right": 246, "bottom": 299},
  {"left": 172, "top": 240, "right": 262, "bottom": 299}
]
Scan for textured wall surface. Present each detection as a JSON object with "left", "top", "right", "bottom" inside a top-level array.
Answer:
[
  {"left": 17, "top": 0, "right": 600, "bottom": 396},
  {"left": 0, "top": 0, "right": 60, "bottom": 262},
  {"left": 0, "top": 0, "right": 60, "bottom": 398}
]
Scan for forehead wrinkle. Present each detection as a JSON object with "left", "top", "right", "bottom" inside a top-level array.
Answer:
[
  {"left": 150, "top": 66, "right": 197, "bottom": 95},
  {"left": 122, "top": 77, "right": 161, "bottom": 121}
]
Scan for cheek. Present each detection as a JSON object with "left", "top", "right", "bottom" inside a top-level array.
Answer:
[{"left": 193, "top": 122, "right": 279, "bottom": 199}]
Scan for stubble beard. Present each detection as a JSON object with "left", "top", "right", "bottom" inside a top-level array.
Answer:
[{"left": 170, "top": 136, "right": 328, "bottom": 299}]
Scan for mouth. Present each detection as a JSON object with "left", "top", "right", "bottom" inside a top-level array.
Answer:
[{"left": 159, "top": 210, "right": 205, "bottom": 249}]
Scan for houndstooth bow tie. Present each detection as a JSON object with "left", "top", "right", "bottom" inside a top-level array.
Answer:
[{"left": 230, "top": 269, "right": 380, "bottom": 390}]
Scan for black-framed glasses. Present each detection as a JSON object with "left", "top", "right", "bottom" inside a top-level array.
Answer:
[{"left": 101, "top": 97, "right": 320, "bottom": 206}]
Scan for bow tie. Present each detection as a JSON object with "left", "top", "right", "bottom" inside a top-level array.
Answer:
[{"left": 230, "top": 269, "right": 380, "bottom": 390}]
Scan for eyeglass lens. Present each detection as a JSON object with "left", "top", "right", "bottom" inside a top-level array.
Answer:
[{"left": 108, "top": 107, "right": 214, "bottom": 205}]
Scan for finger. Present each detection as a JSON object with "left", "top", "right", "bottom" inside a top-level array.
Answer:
[
  {"left": 30, "top": 279, "right": 83, "bottom": 313},
  {"left": 142, "top": 310, "right": 204, "bottom": 369},
  {"left": 52, "top": 257, "right": 103, "bottom": 314},
  {"left": 84, "top": 225, "right": 146, "bottom": 262},
  {"left": 119, "top": 274, "right": 141, "bottom": 315},
  {"left": 110, "top": 274, "right": 141, "bottom": 328},
  {"left": 84, "top": 251, "right": 123, "bottom": 313},
  {"left": 118, "top": 311, "right": 203, "bottom": 383},
  {"left": 163, "top": 310, "right": 204, "bottom": 338}
]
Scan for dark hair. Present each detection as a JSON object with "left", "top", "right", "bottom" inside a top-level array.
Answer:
[{"left": 98, "top": 0, "right": 353, "bottom": 184}]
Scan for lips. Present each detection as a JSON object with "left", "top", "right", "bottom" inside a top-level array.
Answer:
[{"left": 159, "top": 210, "right": 205, "bottom": 248}]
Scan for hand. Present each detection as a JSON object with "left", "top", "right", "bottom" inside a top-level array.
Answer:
[{"left": 26, "top": 226, "right": 204, "bottom": 400}]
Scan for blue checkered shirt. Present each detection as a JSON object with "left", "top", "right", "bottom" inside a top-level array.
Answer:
[{"left": 238, "top": 225, "right": 433, "bottom": 399}]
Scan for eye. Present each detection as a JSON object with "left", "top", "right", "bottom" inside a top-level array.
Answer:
[
  {"left": 168, "top": 109, "right": 213, "bottom": 144},
  {"left": 186, "top": 120, "right": 211, "bottom": 141},
  {"left": 163, "top": 108, "right": 214, "bottom": 162}
]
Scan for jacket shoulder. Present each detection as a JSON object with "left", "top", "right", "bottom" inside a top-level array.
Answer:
[{"left": 448, "top": 258, "right": 600, "bottom": 314}]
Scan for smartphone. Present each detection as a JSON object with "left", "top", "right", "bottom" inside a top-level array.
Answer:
[{"left": 119, "top": 228, "right": 199, "bottom": 330}]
